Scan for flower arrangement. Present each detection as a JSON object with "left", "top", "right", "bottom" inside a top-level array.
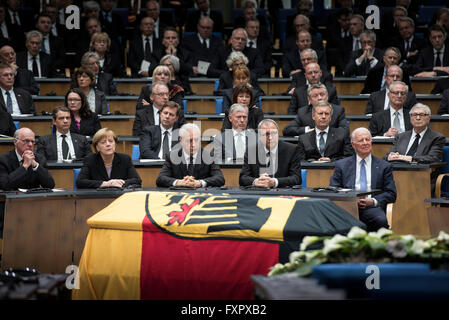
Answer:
[{"left": 268, "top": 227, "right": 449, "bottom": 277}]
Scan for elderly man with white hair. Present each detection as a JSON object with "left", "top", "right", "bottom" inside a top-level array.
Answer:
[
  {"left": 156, "top": 123, "right": 225, "bottom": 188},
  {"left": 330, "top": 127, "right": 397, "bottom": 231}
]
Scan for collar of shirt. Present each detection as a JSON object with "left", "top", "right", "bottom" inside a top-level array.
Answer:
[
  {"left": 153, "top": 105, "right": 160, "bottom": 122},
  {"left": 201, "top": 9, "right": 211, "bottom": 17},
  {"left": 232, "top": 128, "right": 246, "bottom": 138},
  {"left": 356, "top": 153, "right": 372, "bottom": 167},
  {"left": 247, "top": 37, "right": 257, "bottom": 45},
  {"left": 197, "top": 34, "right": 208, "bottom": 44},
  {"left": 28, "top": 52, "right": 39, "bottom": 62},
  {"left": 315, "top": 127, "right": 329, "bottom": 136},
  {"left": 263, "top": 145, "right": 278, "bottom": 156},
  {"left": 56, "top": 131, "right": 71, "bottom": 139},
  {"left": 15, "top": 149, "right": 23, "bottom": 162},
  {"left": 413, "top": 127, "right": 427, "bottom": 139},
  {"left": 1, "top": 87, "right": 12, "bottom": 96},
  {"left": 434, "top": 45, "right": 445, "bottom": 54},
  {"left": 390, "top": 107, "right": 403, "bottom": 117},
  {"left": 160, "top": 125, "right": 173, "bottom": 135},
  {"left": 183, "top": 151, "right": 199, "bottom": 164},
  {"left": 142, "top": 34, "right": 153, "bottom": 42}
]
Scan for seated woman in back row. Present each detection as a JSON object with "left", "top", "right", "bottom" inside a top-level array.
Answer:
[
  {"left": 65, "top": 88, "right": 101, "bottom": 137},
  {"left": 76, "top": 128, "right": 142, "bottom": 189}
]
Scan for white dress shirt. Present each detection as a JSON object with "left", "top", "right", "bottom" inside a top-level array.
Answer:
[
  {"left": 153, "top": 105, "right": 160, "bottom": 125},
  {"left": 355, "top": 154, "right": 378, "bottom": 205},
  {"left": 56, "top": 131, "right": 75, "bottom": 161},
  {"left": 247, "top": 37, "right": 257, "bottom": 49},
  {"left": 87, "top": 89, "right": 96, "bottom": 113},
  {"left": 172, "top": 151, "right": 206, "bottom": 187},
  {"left": 158, "top": 126, "right": 173, "bottom": 159},
  {"left": 1, "top": 88, "right": 20, "bottom": 114},
  {"left": 232, "top": 129, "right": 246, "bottom": 160},
  {"left": 389, "top": 107, "right": 405, "bottom": 133},
  {"left": 197, "top": 34, "right": 209, "bottom": 48},
  {"left": 0, "top": 22, "right": 8, "bottom": 38},
  {"left": 314, "top": 127, "right": 329, "bottom": 152},
  {"left": 406, "top": 127, "right": 427, "bottom": 155},
  {"left": 383, "top": 89, "right": 390, "bottom": 110},
  {"left": 27, "top": 52, "right": 42, "bottom": 77}
]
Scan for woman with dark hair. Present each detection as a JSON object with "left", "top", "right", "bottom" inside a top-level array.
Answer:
[
  {"left": 89, "top": 32, "right": 124, "bottom": 77},
  {"left": 65, "top": 88, "right": 101, "bottom": 137},
  {"left": 221, "top": 83, "right": 264, "bottom": 131},
  {"left": 135, "top": 65, "right": 184, "bottom": 111},
  {"left": 73, "top": 66, "right": 108, "bottom": 115},
  {"left": 76, "top": 128, "right": 141, "bottom": 189}
]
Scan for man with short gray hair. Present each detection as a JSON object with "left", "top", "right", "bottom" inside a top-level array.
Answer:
[{"left": 16, "top": 30, "right": 54, "bottom": 77}]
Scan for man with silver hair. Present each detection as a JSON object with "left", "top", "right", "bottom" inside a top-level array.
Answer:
[
  {"left": 156, "top": 123, "right": 225, "bottom": 188},
  {"left": 16, "top": 30, "right": 54, "bottom": 77},
  {"left": 80, "top": 51, "right": 117, "bottom": 95},
  {"left": 330, "top": 127, "right": 397, "bottom": 231},
  {"left": 239, "top": 119, "right": 302, "bottom": 188},
  {"left": 214, "top": 103, "right": 257, "bottom": 163},
  {"left": 386, "top": 103, "right": 444, "bottom": 164},
  {"left": 221, "top": 27, "right": 265, "bottom": 77}
]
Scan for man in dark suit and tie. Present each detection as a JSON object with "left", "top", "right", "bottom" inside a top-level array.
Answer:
[
  {"left": 139, "top": 0, "right": 170, "bottom": 40},
  {"left": 298, "top": 101, "right": 353, "bottom": 162},
  {"left": 156, "top": 123, "right": 225, "bottom": 188},
  {"left": 412, "top": 24, "right": 449, "bottom": 77},
  {"left": 139, "top": 101, "right": 181, "bottom": 159},
  {"left": 0, "top": 127, "right": 55, "bottom": 191},
  {"left": 133, "top": 82, "right": 186, "bottom": 136},
  {"left": 36, "top": 106, "right": 92, "bottom": 163},
  {"left": 343, "top": 30, "right": 383, "bottom": 77},
  {"left": 214, "top": 103, "right": 257, "bottom": 163},
  {"left": 283, "top": 83, "right": 347, "bottom": 137},
  {"left": 365, "top": 65, "right": 417, "bottom": 114},
  {"left": 184, "top": 0, "right": 224, "bottom": 34},
  {"left": 16, "top": 30, "right": 54, "bottom": 78},
  {"left": 0, "top": 63, "right": 35, "bottom": 115},
  {"left": 287, "top": 63, "right": 339, "bottom": 115},
  {"left": 369, "top": 81, "right": 412, "bottom": 137},
  {"left": 245, "top": 18, "right": 272, "bottom": 77},
  {"left": 0, "top": 3, "right": 24, "bottom": 52},
  {"left": 239, "top": 119, "right": 302, "bottom": 188},
  {"left": 98, "top": 0, "right": 124, "bottom": 47},
  {"left": 0, "top": 44, "right": 39, "bottom": 95},
  {"left": 181, "top": 16, "right": 225, "bottom": 78},
  {"left": 330, "top": 127, "right": 397, "bottom": 231},
  {"left": 128, "top": 17, "right": 164, "bottom": 77}
]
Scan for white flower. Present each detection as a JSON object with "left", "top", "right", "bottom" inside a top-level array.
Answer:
[
  {"left": 322, "top": 242, "right": 342, "bottom": 255},
  {"left": 386, "top": 240, "right": 407, "bottom": 258},
  {"left": 437, "top": 231, "right": 449, "bottom": 242},
  {"left": 400, "top": 234, "right": 415, "bottom": 243},
  {"left": 329, "top": 234, "right": 348, "bottom": 244},
  {"left": 305, "top": 250, "right": 320, "bottom": 262},
  {"left": 376, "top": 228, "right": 393, "bottom": 238},
  {"left": 289, "top": 251, "right": 306, "bottom": 264},
  {"left": 347, "top": 226, "right": 367, "bottom": 239},
  {"left": 410, "top": 239, "right": 431, "bottom": 255},
  {"left": 300, "top": 236, "right": 320, "bottom": 251}
]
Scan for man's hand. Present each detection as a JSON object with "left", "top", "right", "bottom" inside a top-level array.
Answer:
[
  {"left": 9, "top": 62, "right": 18, "bottom": 73},
  {"left": 387, "top": 152, "right": 412, "bottom": 162},
  {"left": 140, "top": 71, "right": 149, "bottom": 77},
  {"left": 22, "top": 150, "right": 36, "bottom": 169},
  {"left": 414, "top": 71, "right": 436, "bottom": 77},
  {"left": 192, "top": 66, "right": 199, "bottom": 75},
  {"left": 141, "top": 99, "right": 150, "bottom": 106},
  {"left": 254, "top": 174, "right": 275, "bottom": 188},
  {"left": 101, "top": 179, "right": 125, "bottom": 187},
  {"left": 165, "top": 45, "right": 177, "bottom": 56},
  {"left": 289, "top": 69, "right": 302, "bottom": 76},
  {"left": 318, "top": 157, "right": 331, "bottom": 162},
  {"left": 358, "top": 197, "right": 374, "bottom": 209},
  {"left": 434, "top": 66, "right": 449, "bottom": 74},
  {"left": 384, "top": 127, "right": 399, "bottom": 137},
  {"left": 177, "top": 176, "right": 202, "bottom": 188}
]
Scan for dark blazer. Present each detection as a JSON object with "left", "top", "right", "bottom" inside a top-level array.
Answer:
[
  {"left": 385, "top": 129, "right": 445, "bottom": 164},
  {"left": 101, "top": 51, "right": 125, "bottom": 78},
  {"left": 0, "top": 21, "right": 25, "bottom": 51},
  {"left": 36, "top": 132, "right": 93, "bottom": 163},
  {"left": 16, "top": 51, "right": 54, "bottom": 78},
  {"left": 412, "top": 45, "right": 449, "bottom": 76},
  {"left": 239, "top": 140, "right": 302, "bottom": 188},
  {"left": 139, "top": 125, "right": 180, "bottom": 159},
  {"left": 91, "top": 89, "right": 108, "bottom": 115},
  {"left": 283, "top": 103, "right": 347, "bottom": 137},
  {"left": 365, "top": 90, "right": 417, "bottom": 114},
  {"left": 0, "top": 87, "right": 35, "bottom": 114},
  {"left": 132, "top": 106, "right": 186, "bottom": 137},
  {"left": 250, "top": 37, "right": 273, "bottom": 77},
  {"left": 135, "top": 83, "right": 184, "bottom": 111},
  {"left": 76, "top": 152, "right": 141, "bottom": 189},
  {"left": 288, "top": 70, "right": 333, "bottom": 92},
  {"left": 438, "top": 88, "right": 449, "bottom": 114},
  {"left": 216, "top": 70, "right": 261, "bottom": 93},
  {"left": 184, "top": 9, "right": 224, "bottom": 34},
  {"left": 156, "top": 147, "right": 225, "bottom": 187},
  {"left": 181, "top": 34, "right": 225, "bottom": 78},
  {"left": 360, "top": 64, "right": 412, "bottom": 94},
  {"left": 0, "top": 107, "right": 16, "bottom": 136},
  {"left": 369, "top": 108, "right": 412, "bottom": 137},
  {"left": 330, "top": 155, "right": 397, "bottom": 212},
  {"left": 287, "top": 85, "right": 339, "bottom": 115},
  {"left": 213, "top": 129, "right": 257, "bottom": 162},
  {"left": 69, "top": 112, "right": 101, "bottom": 137},
  {"left": 0, "top": 149, "right": 55, "bottom": 190},
  {"left": 390, "top": 35, "right": 426, "bottom": 67},
  {"left": 281, "top": 47, "right": 327, "bottom": 78},
  {"left": 343, "top": 48, "right": 384, "bottom": 77},
  {"left": 127, "top": 34, "right": 164, "bottom": 77},
  {"left": 96, "top": 71, "right": 117, "bottom": 95},
  {"left": 298, "top": 127, "right": 354, "bottom": 161},
  {"left": 432, "top": 77, "right": 449, "bottom": 95},
  {"left": 98, "top": 10, "right": 124, "bottom": 45},
  {"left": 44, "top": 33, "right": 66, "bottom": 72},
  {"left": 221, "top": 46, "right": 265, "bottom": 77},
  {"left": 14, "top": 68, "right": 39, "bottom": 95}
]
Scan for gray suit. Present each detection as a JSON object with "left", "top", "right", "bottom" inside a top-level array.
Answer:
[{"left": 365, "top": 90, "right": 417, "bottom": 114}]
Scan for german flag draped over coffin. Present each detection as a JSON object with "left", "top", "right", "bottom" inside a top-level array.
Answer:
[{"left": 72, "top": 191, "right": 365, "bottom": 300}]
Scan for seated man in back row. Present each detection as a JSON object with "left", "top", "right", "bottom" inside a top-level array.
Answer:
[
  {"left": 330, "top": 127, "right": 397, "bottom": 231},
  {"left": 156, "top": 123, "right": 225, "bottom": 188},
  {"left": 239, "top": 119, "right": 302, "bottom": 188},
  {"left": 298, "top": 101, "right": 353, "bottom": 162}
]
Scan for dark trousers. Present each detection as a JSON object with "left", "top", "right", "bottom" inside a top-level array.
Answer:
[{"left": 359, "top": 206, "right": 389, "bottom": 231}]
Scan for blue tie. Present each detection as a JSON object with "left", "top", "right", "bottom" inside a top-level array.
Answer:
[
  {"left": 6, "top": 91, "right": 13, "bottom": 113},
  {"left": 360, "top": 159, "right": 367, "bottom": 191}
]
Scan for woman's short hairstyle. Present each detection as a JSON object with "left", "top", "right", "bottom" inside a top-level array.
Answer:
[
  {"left": 232, "top": 83, "right": 254, "bottom": 105},
  {"left": 89, "top": 32, "right": 111, "bottom": 51},
  {"left": 92, "top": 128, "right": 118, "bottom": 152},
  {"left": 232, "top": 65, "right": 250, "bottom": 80},
  {"left": 64, "top": 88, "right": 92, "bottom": 118},
  {"left": 74, "top": 66, "right": 95, "bottom": 88},
  {"left": 80, "top": 51, "right": 100, "bottom": 66},
  {"left": 160, "top": 54, "right": 180, "bottom": 73},
  {"left": 226, "top": 51, "right": 249, "bottom": 68},
  {"left": 152, "top": 65, "right": 172, "bottom": 80}
]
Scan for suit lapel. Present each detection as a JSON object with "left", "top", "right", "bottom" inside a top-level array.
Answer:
[
  {"left": 370, "top": 156, "right": 379, "bottom": 190},
  {"left": 51, "top": 134, "right": 58, "bottom": 159},
  {"left": 14, "top": 89, "right": 24, "bottom": 113},
  {"left": 308, "top": 130, "right": 320, "bottom": 155},
  {"left": 348, "top": 155, "right": 357, "bottom": 189}
]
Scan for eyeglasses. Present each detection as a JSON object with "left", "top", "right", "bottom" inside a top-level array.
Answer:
[
  {"left": 410, "top": 113, "right": 429, "bottom": 118},
  {"left": 0, "top": 73, "right": 14, "bottom": 78},
  {"left": 259, "top": 131, "right": 278, "bottom": 137},
  {"left": 67, "top": 98, "right": 81, "bottom": 102},
  {"left": 389, "top": 90, "right": 407, "bottom": 96},
  {"left": 18, "top": 139, "right": 35, "bottom": 144},
  {"left": 153, "top": 92, "right": 169, "bottom": 97}
]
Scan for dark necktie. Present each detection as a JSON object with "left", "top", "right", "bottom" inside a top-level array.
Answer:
[
  {"left": 5, "top": 91, "right": 13, "bottom": 113},
  {"left": 406, "top": 133, "right": 421, "bottom": 156},
  {"left": 12, "top": 12, "right": 18, "bottom": 25},
  {"left": 61, "top": 134, "right": 69, "bottom": 159},
  {"left": 188, "top": 156, "right": 194, "bottom": 175},
  {"left": 355, "top": 39, "right": 360, "bottom": 50},
  {"left": 360, "top": 159, "right": 367, "bottom": 191},
  {"left": 405, "top": 40, "right": 409, "bottom": 52},
  {"left": 32, "top": 56, "right": 39, "bottom": 77},
  {"left": 266, "top": 151, "right": 271, "bottom": 167},
  {"left": 248, "top": 41, "right": 254, "bottom": 48},
  {"left": 162, "top": 131, "right": 169, "bottom": 159},
  {"left": 145, "top": 37, "right": 151, "bottom": 61},
  {"left": 435, "top": 51, "right": 442, "bottom": 67},
  {"left": 202, "top": 39, "right": 208, "bottom": 49},
  {"left": 318, "top": 132, "right": 326, "bottom": 157}
]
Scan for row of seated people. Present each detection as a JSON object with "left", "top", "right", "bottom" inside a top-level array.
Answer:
[{"left": 2, "top": 97, "right": 444, "bottom": 232}]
